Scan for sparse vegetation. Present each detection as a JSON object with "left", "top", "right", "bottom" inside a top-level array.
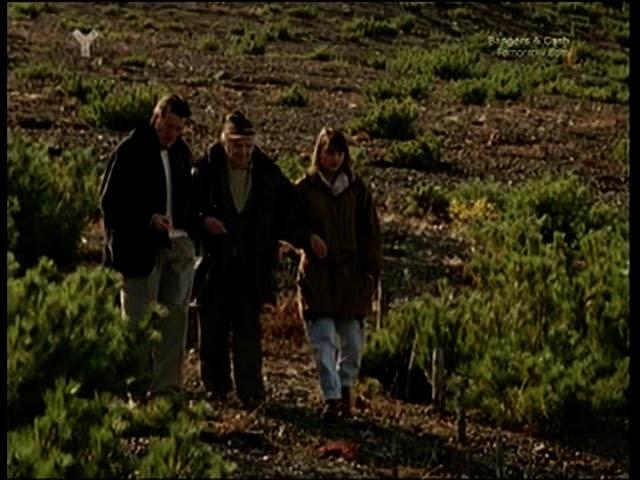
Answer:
[
  {"left": 460, "top": 81, "right": 488, "bottom": 105},
  {"left": 388, "top": 134, "right": 443, "bottom": 170},
  {"left": 307, "top": 46, "right": 337, "bottom": 62},
  {"left": 279, "top": 83, "right": 309, "bottom": 107},
  {"left": 277, "top": 154, "right": 308, "bottom": 182},
  {"left": 366, "top": 176, "right": 629, "bottom": 430},
  {"left": 14, "top": 61, "right": 65, "bottom": 83},
  {"left": 287, "top": 5, "right": 318, "bottom": 20},
  {"left": 404, "top": 183, "right": 451, "bottom": 218},
  {"left": 196, "top": 34, "right": 221, "bottom": 53},
  {"left": 79, "top": 85, "right": 160, "bottom": 131},
  {"left": 119, "top": 54, "right": 149, "bottom": 68},
  {"left": 63, "top": 75, "right": 113, "bottom": 104},
  {"left": 8, "top": 137, "right": 100, "bottom": 270},
  {"left": 363, "top": 74, "right": 431, "bottom": 101},
  {"left": 9, "top": 2, "right": 56, "bottom": 20},
  {"left": 349, "top": 98, "right": 419, "bottom": 140},
  {"left": 341, "top": 16, "right": 400, "bottom": 41},
  {"left": 231, "top": 29, "right": 267, "bottom": 55},
  {"left": 264, "top": 20, "right": 294, "bottom": 41}
]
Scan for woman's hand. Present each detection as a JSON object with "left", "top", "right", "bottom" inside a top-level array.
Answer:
[
  {"left": 310, "top": 233, "right": 327, "bottom": 259},
  {"left": 203, "top": 216, "right": 228, "bottom": 236}
]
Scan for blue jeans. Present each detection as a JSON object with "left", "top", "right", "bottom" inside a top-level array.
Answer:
[{"left": 306, "top": 317, "right": 364, "bottom": 400}]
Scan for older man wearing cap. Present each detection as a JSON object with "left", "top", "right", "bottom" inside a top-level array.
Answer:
[{"left": 193, "top": 111, "right": 325, "bottom": 407}]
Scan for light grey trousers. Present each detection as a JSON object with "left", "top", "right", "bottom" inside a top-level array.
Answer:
[
  {"left": 306, "top": 317, "right": 365, "bottom": 400},
  {"left": 120, "top": 236, "right": 195, "bottom": 394}
]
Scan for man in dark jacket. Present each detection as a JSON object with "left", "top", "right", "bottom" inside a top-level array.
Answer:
[
  {"left": 193, "top": 111, "right": 325, "bottom": 407},
  {"left": 100, "top": 94, "right": 196, "bottom": 397}
]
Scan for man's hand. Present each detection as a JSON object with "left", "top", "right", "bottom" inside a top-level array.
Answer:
[
  {"left": 204, "top": 216, "right": 228, "bottom": 236},
  {"left": 151, "top": 214, "right": 172, "bottom": 233},
  {"left": 310, "top": 233, "right": 327, "bottom": 259}
]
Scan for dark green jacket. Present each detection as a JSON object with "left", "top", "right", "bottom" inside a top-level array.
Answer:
[
  {"left": 296, "top": 172, "right": 382, "bottom": 319},
  {"left": 193, "top": 143, "right": 310, "bottom": 305}
]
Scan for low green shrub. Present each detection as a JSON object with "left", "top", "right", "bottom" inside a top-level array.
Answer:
[
  {"left": 389, "top": 134, "right": 443, "bottom": 169},
  {"left": 277, "top": 154, "right": 308, "bottom": 182},
  {"left": 349, "top": 98, "right": 419, "bottom": 140},
  {"left": 404, "top": 183, "right": 451, "bottom": 218},
  {"left": 231, "top": 29, "right": 267, "bottom": 55},
  {"left": 79, "top": 84, "right": 160, "bottom": 131},
  {"left": 8, "top": 260, "right": 158, "bottom": 428},
  {"left": 307, "top": 46, "right": 337, "bottom": 62},
  {"left": 364, "top": 175, "right": 629, "bottom": 432},
  {"left": 14, "top": 61, "right": 65, "bottom": 83},
  {"left": 63, "top": 75, "right": 113, "bottom": 104},
  {"left": 8, "top": 136, "right": 100, "bottom": 269},
  {"left": 279, "top": 84, "right": 309, "bottom": 107}
]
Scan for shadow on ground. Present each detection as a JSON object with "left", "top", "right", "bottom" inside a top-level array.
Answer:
[{"left": 261, "top": 401, "right": 499, "bottom": 477}]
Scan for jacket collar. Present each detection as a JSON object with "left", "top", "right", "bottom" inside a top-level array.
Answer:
[
  {"left": 318, "top": 170, "right": 350, "bottom": 196},
  {"left": 309, "top": 170, "right": 353, "bottom": 196},
  {"left": 133, "top": 122, "right": 183, "bottom": 154}
]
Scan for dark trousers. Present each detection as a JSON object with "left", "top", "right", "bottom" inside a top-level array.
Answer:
[{"left": 198, "top": 263, "right": 265, "bottom": 400}]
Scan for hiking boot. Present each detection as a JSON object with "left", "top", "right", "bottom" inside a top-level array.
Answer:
[
  {"left": 341, "top": 386, "right": 353, "bottom": 418},
  {"left": 239, "top": 394, "right": 266, "bottom": 410},
  {"left": 322, "top": 399, "right": 342, "bottom": 422},
  {"left": 205, "top": 389, "right": 232, "bottom": 402}
]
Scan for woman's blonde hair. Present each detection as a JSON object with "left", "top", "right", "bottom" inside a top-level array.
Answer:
[{"left": 308, "top": 127, "right": 352, "bottom": 177}]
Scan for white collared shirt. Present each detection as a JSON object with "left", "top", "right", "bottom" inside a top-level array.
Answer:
[
  {"left": 318, "top": 170, "right": 350, "bottom": 196},
  {"left": 160, "top": 148, "right": 187, "bottom": 238}
]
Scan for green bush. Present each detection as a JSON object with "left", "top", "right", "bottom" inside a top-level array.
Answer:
[
  {"left": 196, "top": 34, "right": 221, "bottom": 53},
  {"left": 277, "top": 154, "right": 307, "bottom": 182},
  {"left": 14, "top": 61, "right": 65, "bottom": 83},
  {"left": 363, "top": 77, "right": 405, "bottom": 101},
  {"left": 8, "top": 379, "right": 235, "bottom": 477},
  {"left": 119, "top": 54, "right": 148, "bottom": 68},
  {"left": 490, "top": 69, "right": 525, "bottom": 101},
  {"left": 288, "top": 5, "right": 318, "bottom": 19},
  {"left": 138, "top": 409, "right": 235, "bottom": 478},
  {"left": 389, "top": 134, "right": 443, "bottom": 169},
  {"left": 364, "top": 75, "right": 431, "bottom": 102},
  {"left": 58, "top": 16, "right": 101, "bottom": 32},
  {"left": 404, "top": 183, "right": 450, "bottom": 218},
  {"left": 9, "top": 2, "right": 55, "bottom": 20},
  {"left": 545, "top": 76, "right": 628, "bottom": 104},
  {"left": 8, "top": 260, "right": 159, "bottom": 428},
  {"left": 264, "top": 21, "right": 293, "bottom": 41},
  {"left": 232, "top": 29, "right": 267, "bottom": 55},
  {"left": 7, "top": 196, "right": 20, "bottom": 253},
  {"left": 612, "top": 138, "right": 629, "bottom": 166},
  {"left": 364, "top": 175, "right": 629, "bottom": 431},
  {"left": 460, "top": 81, "right": 488, "bottom": 105},
  {"left": 349, "top": 98, "right": 419, "bottom": 140},
  {"left": 307, "top": 46, "right": 337, "bottom": 62},
  {"left": 362, "top": 53, "right": 387, "bottom": 70},
  {"left": 79, "top": 84, "right": 160, "bottom": 131},
  {"left": 279, "top": 83, "right": 309, "bottom": 107},
  {"left": 8, "top": 136, "right": 100, "bottom": 269},
  {"left": 388, "top": 47, "right": 435, "bottom": 76},
  {"left": 8, "top": 379, "right": 134, "bottom": 478},
  {"left": 432, "top": 45, "right": 484, "bottom": 80},
  {"left": 63, "top": 75, "right": 113, "bottom": 104},
  {"left": 394, "top": 14, "right": 416, "bottom": 34},
  {"left": 341, "top": 16, "right": 399, "bottom": 40}
]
